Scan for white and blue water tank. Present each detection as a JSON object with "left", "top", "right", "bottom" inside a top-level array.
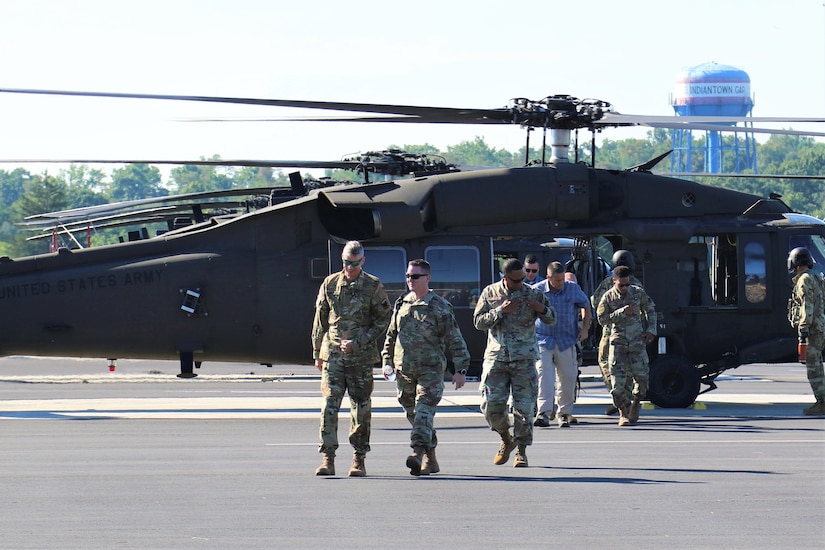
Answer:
[{"left": 670, "top": 62, "right": 756, "bottom": 173}]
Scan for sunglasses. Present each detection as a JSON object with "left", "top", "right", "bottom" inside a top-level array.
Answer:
[
  {"left": 405, "top": 273, "right": 427, "bottom": 279},
  {"left": 524, "top": 268, "right": 538, "bottom": 274},
  {"left": 342, "top": 259, "right": 362, "bottom": 267},
  {"left": 618, "top": 283, "right": 631, "bottom": 288},
  {"left": 506, "top": 276, "right": 524, "bottom": 284}
]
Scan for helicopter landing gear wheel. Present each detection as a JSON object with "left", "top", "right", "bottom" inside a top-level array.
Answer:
[{"left": 647, "top": 356, "right": 700, "bottom": 408}]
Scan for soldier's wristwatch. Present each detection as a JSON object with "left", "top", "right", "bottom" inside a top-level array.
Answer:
[{"left": 457, "top": 369, "right": 468, "bottom": 375}]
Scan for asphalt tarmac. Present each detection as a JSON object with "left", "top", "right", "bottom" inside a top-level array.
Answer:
[{"left": 1, "top": 357, "right": 823, "bottom": 549}]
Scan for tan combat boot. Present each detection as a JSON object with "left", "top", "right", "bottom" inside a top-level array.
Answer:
[
  {"left": 348, "top": 453, "right": 366, "bottom": 477},
  {"left": 315, "top": 453, "right": 335, "bottom": 476},
  {"left": 513, "top": 444, "right": 528, "bottom": 468},
  {"left": 803, "top": 398, "right": 825, "bottom": 415},
  {"left": 493, "top": 431, "right": 517, "bottom": 465},
  {"left": 406, "top": 446, "right": 426, "bottom": 476},
  {"left": 421, "top": 447, "right": 440, "bottom": 475},
  {"left": 628, "top": 397, "right": 641, "bottom": 424},
  {"left": 618, "top": 406, "right": 631, "bottom": 427}
]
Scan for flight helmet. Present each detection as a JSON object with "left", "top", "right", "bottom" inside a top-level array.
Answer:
[
  {"left": 611, "top": 250, "right": 635, "bottom": 272},
  {"left": 788, "top": 247, "right": 814, "bottom": 271}
]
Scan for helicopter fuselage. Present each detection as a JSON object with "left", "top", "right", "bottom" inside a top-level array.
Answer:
[{"left": 0, "top": 165, "right": 818, "bottom": 405}]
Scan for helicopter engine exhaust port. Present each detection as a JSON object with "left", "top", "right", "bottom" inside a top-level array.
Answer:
[{"left": 647, "top": 355, "right": 701, "bottom": 408}]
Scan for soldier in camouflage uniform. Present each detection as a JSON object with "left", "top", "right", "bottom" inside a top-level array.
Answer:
[
  {"left": 382, "top": 259, "right": 471, "bottom": 476},
  {"left": 312, "top": 241, "right": 391, "bottom": 477},
  {"left": 591, "top": 250, "right": 642, "bottom": 416},
  {"left": 787, "top": 247, "right": 825, "bottom": 415},
  {"left": 474, "top": 258, "right": 556, "bottom": 468},
  {"left": 596, "top": 265, "right": 657, "bottom": 426}
]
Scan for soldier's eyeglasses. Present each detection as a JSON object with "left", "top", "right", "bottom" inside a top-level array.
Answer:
[
  {"left": 343, "top": 259, "right": 362, "bottom": 266},
  {"left": 618, "top": 283, "right": 630, "bottom": 288},
  {"left": 405, "top": 273, "right": 427, "bottom": 279},
  {"left": 524, "top": 268, "right": 538, "bottom": 273},
  {"left": 506, "top": 276, "right": 524, "bottom": 284}
]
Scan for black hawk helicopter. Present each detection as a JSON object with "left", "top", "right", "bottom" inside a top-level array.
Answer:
[{"left": 2, "top": 87, "right": 825, "bottom": 408}]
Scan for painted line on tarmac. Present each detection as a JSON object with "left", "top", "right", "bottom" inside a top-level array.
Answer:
[{"left": 0, "top": 393, "right": 817, "bottom": 420}]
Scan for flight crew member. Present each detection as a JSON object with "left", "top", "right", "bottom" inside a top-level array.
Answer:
[
  {"left": 474, "top": 258, "right": 556, "bottom": 467},
  {"left": 787, "top": 247, "right": 825, "bottom": 415},
  {"left": 591, "top": 250, "right": 642, "bottom": 415},
  {"left": 597, "top": 265, "right": 657, "bottom": 426},
  {"left": 523, "top": 254, "right": 542, "bottom": 287},
  {"left": 533, "top": 262, "right": 592, "bottom": 428},
  {"left": 382, "top": 259, "right": 471, "bottom": 476},
  {"left": 312, "top": 241, "right": 391, "bottom": 477}
]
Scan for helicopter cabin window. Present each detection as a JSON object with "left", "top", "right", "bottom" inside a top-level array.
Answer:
[
  {"left": 744, "top": 241, "right": 767, "bottom": 304},
  {"left": 363, "top": 246, "right": 407, "bottom": 303},
  {"left": 425, "top": 246, "right": 480, "bottom": 308}
]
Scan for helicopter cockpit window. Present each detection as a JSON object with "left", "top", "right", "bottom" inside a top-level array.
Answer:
[
  {"left": 363, "top": 246, "right": 407, "bottom": 303},
  {"left": 744, "top": 241, "right": 767, "bottom": 304},
  {"left": 425, "top": 246, "right": 480, "bottom": 308}
]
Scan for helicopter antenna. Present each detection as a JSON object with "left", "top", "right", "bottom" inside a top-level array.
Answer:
[{"left": 626, "top": 150, "right": 673, "bottom": 173}]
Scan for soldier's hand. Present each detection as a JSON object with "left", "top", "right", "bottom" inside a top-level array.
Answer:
[
  {"left": 314, "top": 358, "right": 324, "bottom": 372},
  {"left": 526, "top": 298, "right": 545, "bottom": 312},
  {"left": 622, "top": 304, "right": 635, "bottom": 316},
  {"left": 501, "top": 299, "right": 519, "bottom": 313},
  {"left": 452, "top": 372, "right": 466, "bottom": 390},
  {"left": 643, "top": 333, "right": 654, "bottom": 345}
]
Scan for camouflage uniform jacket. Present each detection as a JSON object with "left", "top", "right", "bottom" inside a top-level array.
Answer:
[
  {"left": 591, "top": 274, "right": 642, "bottom": 315},
  {"left": 311, "top": 270, "right": 391, "bottom": 363},
  {"left": 473, "top": 279, "right": 556, "bottom": 362},
  {"left": 596, "top": 285, "right": 657, "bottom": 345},
  {"left": 789, "top": 270, "right": 825, "bottom": 337},
  {"left": 382, "top": 290, "right": 470, "bottom": 373}
]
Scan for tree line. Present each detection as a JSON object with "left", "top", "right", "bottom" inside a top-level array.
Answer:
[{"left": 1, "top": 131, "right": 824, "bottom": 258}]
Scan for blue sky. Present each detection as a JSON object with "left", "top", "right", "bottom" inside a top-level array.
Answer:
[{"left": 0, "top": 0, "right": 823, "bottom": 176}]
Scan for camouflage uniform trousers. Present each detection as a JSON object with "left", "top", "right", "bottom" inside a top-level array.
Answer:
[
  {"left": 804, "top": 328, "right": 825, "bottom": 401},
  {"left": 480, "top": 357, "right": 538, "bottom": 445},
  {"left": 396, "top": 365, "right": 444, "bottom": 450},
  {"left": 608, "top": 341, "right": 649, "bottom": 412},
  {"left": 318, "top": 354, "right": 374, "bottom": 456}
]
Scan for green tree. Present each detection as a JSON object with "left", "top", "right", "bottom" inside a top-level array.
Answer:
[
  {"left": 60, "top": 164, "right": 109, "bottom": 209},
  {"left": 9, "top": 173, "right": 71, "bottom": 256},
  {"left": 446, "top": 136, "right": 515, "bottom": 168},
  {"left": 0, "top": 168, "right": 32, "bottom": 256},
  {"left": 110, "top": 164, "right": 166, "bottom": 202},
  {"left": 169, "top": 156, "right": 235, "bottom": 194}
]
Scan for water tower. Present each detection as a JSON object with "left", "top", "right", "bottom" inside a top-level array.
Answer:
[{"left": 670, "top": 62, "right": 757, "bottom": 174}]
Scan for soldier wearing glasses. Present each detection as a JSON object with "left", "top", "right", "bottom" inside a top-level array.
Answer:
[
  {"left": 312, "top": 241, "right": 391, "bottom": 477},
  {"left": 596, "top": 265, "right": 657, "bottom": 427},
  {"left": 474, "top": 258, "right": 556, "bottom": 468},
  {"left": 382, "top": 259, "right": 470, "bottom": 476}
]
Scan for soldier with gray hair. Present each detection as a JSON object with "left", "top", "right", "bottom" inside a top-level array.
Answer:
[
  {"left": 312, "top": 240, "right": 391, "bottom": 477},
  {"left": 382, "top": 259, "right": 471, "bottom": 476},
  {"left": 474, "top": 258, "right": 556, "bottom": 468}
]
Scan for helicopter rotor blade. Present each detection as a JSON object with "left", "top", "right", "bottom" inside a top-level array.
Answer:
[
  {"left": 3, "top": 87, "right": 825, "bottom": 133},
  {"left": 0, "top": 158, "right": 361, "bottom": 170}
]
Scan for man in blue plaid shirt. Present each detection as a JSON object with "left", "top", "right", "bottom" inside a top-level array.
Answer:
[{"left": 533, "top": 262, "right": 592, "bottom": 428}]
